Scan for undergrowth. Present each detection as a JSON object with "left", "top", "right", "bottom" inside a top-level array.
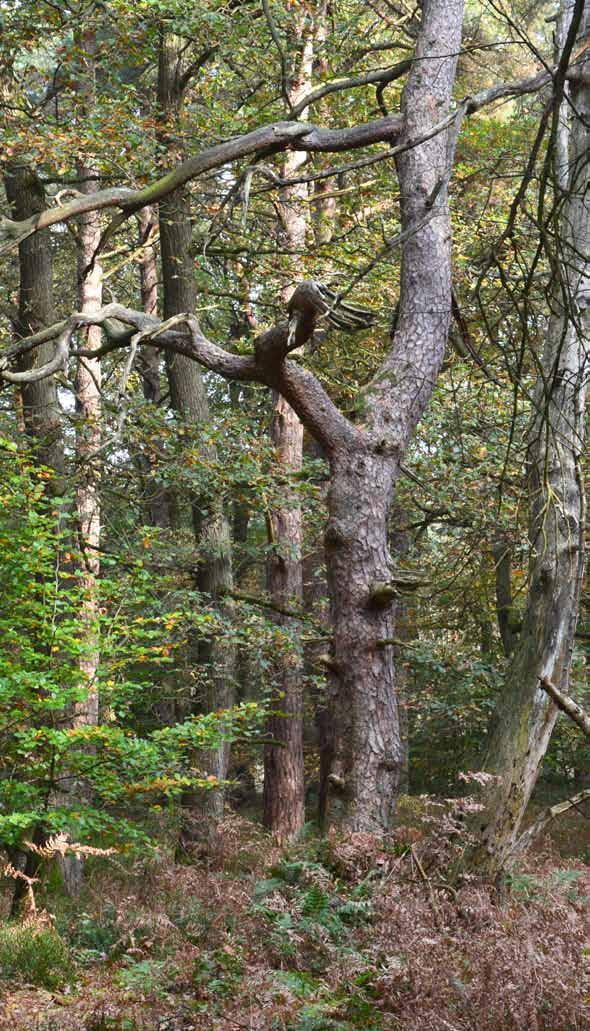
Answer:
[{"left": 1, "top": 809, "right": 590, "bottom": 1029}]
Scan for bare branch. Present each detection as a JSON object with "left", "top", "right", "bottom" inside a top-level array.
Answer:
[
  {"left": 0, "top": 58, "right": 576, "bottom": 259},
  {"left": 0, "top": 287, "right": 357, "bottom": 452},
  {"left": 512, "top": 788, "right": 590, "bottom": 858},
  {"left": 538, "top": 676, "right": 590, "bottom": 737},
  {"left": 261, "top": 0, "right": 292, "bottom": 113},
  {"left": 0, "top": 321, "right": 77, "bottom": 383},
  {"left": 290, "top": 59, "right": 412, "bottom": 118},
  {"left": 0, "top": 118, "right": 404, "bottom": 256}
]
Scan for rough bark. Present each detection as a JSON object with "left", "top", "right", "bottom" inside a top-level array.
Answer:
[
  {"left": 4, "top": 167, "right": 65, "bottom": 483},
  {"left": 465, "top": 1, "right": 590, "bottom": 878},
  {"left": 263, "top": 14, "right": 313, "bottom": 844},
  {"left": 322, "top": 0, "right": 464, "bottom": 832}
]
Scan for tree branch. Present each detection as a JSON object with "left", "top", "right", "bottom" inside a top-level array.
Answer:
[
  {"left": 290, "top": 59, "right": 412, "bottom": 118},
  {"left": 0, "top": 117, "right": 404, "bottom": 256},
  {"left": 0, "top": 286, "right": 356, "bottom": 452},
  {"left": 512, "top": 788, "right": 590, "bottom": 858},
  {"left": 538, "top": 676, "right": 590, "bottom": 737}
]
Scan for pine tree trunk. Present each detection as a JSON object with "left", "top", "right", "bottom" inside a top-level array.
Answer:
[
  {"left": 263, "top": 19, "right": 313, "bottom": 842},
  {"left": 324, "top": 451, "right": 404, "bottom": 830},
  {"left": 316, "top": 0, "right": 463, "bottom": 832}
]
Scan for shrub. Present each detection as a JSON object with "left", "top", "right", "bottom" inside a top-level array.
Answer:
[{"left": 0, "top": 922, "right": 71, "bottom": 989}]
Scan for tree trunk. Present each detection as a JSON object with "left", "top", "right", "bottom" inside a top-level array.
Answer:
[
  {"left": 263, "top": 16, "right": 313, "bottom": 843},
  {"left": 321, "top": 0, "right": 463, "bottom": 832},
  {"left": 325, "top": 452, "right": 406, "bottom": 830},
  {"left": 465, "top": 2, "right": 590, "bottom": 878},
  {"left": 157, "top": 29, "right": 235, "bottom": 831},
  {"left": 74, "top": 60, "right": 102, "bottom": 734},
  {"left": 492, "top": 535, "right": 517, "bottom": 658},
  {"left": 4, "top": 167, "right": 65, "bottom": 484},
  {"left": 136, "top": 205, "right": 172, "bottom": 529},
  {"left": 63, "top": 27, "right": 103, "bottom": 897},
  {"left": 4, "top": 167, "right": 66, "bottom": 915}
]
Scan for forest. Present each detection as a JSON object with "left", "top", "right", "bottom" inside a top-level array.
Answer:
[{"left": 1, "top": 0, "right": 590, "bottom": 1026}]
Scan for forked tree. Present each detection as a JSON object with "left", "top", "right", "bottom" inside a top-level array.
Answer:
[{"left": 2, "top": 0, "right": 589, "bottom": 870}]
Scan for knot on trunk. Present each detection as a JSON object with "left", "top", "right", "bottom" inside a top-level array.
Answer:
[{"left": 368, "top": 570, "right": 426, "bottom": 608}]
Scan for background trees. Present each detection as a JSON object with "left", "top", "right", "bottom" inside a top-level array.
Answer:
[{"left": 0, "top": 0, "right": 589, "bottom": 889}]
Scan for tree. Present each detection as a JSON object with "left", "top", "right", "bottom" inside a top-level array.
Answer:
[
  {"left": 465, "top": 0, "right": 590, "bottom": 878},
  {"left": 2, "top": 0, "right": 585, "bottom": 845},
  {"left": 262, "top": 3, "right": 314, "bottom": 844},
  {"left": 0, "top": 0, "right": 467, "bottom": 834}
]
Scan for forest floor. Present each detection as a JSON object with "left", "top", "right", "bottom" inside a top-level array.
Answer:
[{"left": 1, "top": 796, "right": 590, "bottom": 1031}]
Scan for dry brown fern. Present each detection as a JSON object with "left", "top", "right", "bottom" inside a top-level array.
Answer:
[{"left": 24, "top": 832, "right": 117, "bottom": 860}]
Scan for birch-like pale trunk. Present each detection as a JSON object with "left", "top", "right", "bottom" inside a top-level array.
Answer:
[{"left": 466, "top": 1, "right": 590, "bottom": 878}]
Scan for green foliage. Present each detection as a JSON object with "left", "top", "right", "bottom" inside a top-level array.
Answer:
[
  {"left": 66, "top": 907, "right": 121, "bottom": 964},
  {"left": 251, "top": 852, "right": 374, "bottom": 975},
  {"left": 116, "top": 956, "right": 175, "bottom": 995},
  {"left": 506, "top": 867, "right": 590, "bottom": 905},
  {"left": 0, "top": 448, "right": 268, "bottom": 856},
  {"left": 192, "top": 947, "right": 245, "bottom": 1000},
  {"left": 0, "top": 924, "right": 71, "bottom": 990}
]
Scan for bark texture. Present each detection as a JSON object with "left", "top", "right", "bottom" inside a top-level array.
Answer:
[
  {"left": 74, "top": 33, "right": 102, "bottom": 733},
  {"left": 466, "top": 2, "right": 590, "bottom": 878},
  {"left": 263, "top": 14, "right": 313, "bottom": 843},
  {"left": 322, "top": 0, "right": 464, "bottom": 832},
  {"left": 4, "top": 167, "right": 64, "bottom": 480}
]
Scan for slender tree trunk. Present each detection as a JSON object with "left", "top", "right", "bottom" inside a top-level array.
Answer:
[
  {"left": 465, "top": 2, "right": 590, "bottom": 878},
  {"left": 136, "top": 206, "right": 172, "bottom": 529},
  {"left": 157, "top": 30, "right": 235, "bottom": 830},
  {"left": 492, "top": 535, "right": 517, "bottom": 658},
  {"left": 263, "top": 18, "right": 313, "bottom": 842},
  {"left": 74, "top": 48, "right": 102, "bottom": 734},
  {"left": 60, "top": 27, "right": 103, "bottom": 897},
  {"left": 4, "top": 166, "right": 66, "bottom": 915},
  {"left": 4, "top": 167, "right": 65, "bottom": 484}
]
